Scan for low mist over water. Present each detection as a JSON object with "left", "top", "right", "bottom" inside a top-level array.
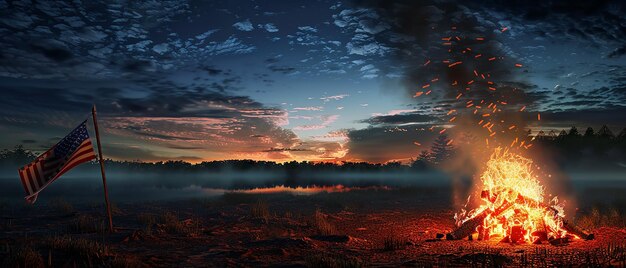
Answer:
[{"left": 1, "top": 168, "right": 624, "bottom": 211}]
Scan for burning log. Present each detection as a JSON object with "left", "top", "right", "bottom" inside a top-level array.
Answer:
[
  {"left": 447, "top": 190, "right": 594, "bottom": 242},
  {"left": 446, "top": 200, "right": 513, "bottom": 240},
  {"left": 447, "top": 191, "right": 528, "bottom": 240},
  {"left": 446, "top": 209, "right": 488, "bottom": 240},
  {"left": 542, "top": 205, "right": 594, "bottom": 241},
  {"left": 561, "top": 219, "right": 594, "bottom": 240},
  {"left": 450, "top": 149, "right": 595, "bottom": 243}
]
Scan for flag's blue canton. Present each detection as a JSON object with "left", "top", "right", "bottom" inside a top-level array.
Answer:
[{"left": 54, "top": 121, "right": 90, "bottom": 158}]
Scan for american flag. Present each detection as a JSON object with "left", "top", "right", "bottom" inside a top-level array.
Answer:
[{"left": 18, "top": 120, "right": 96, "bottom": 203}]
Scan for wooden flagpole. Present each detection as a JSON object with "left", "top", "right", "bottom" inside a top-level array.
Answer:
[{"left": 91, "top": 105, "right": 114, "bottom": 233}]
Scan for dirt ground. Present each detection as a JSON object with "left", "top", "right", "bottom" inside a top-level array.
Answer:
[{"left": 1, "top": 187, "right": 625, "bottom": 267}]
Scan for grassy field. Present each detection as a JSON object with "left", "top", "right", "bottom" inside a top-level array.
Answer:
[{"left": 0, "top": 187, "right": 625, "bottom": 267}]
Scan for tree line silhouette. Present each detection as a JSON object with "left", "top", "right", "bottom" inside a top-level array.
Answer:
[
  {"left": 532, "top": 125, "right": 626, "bottom": 168},
  {"left": 413, "top": 125, "right": 626, "bottom": 169},
  {"left": 0, "top": 146, "right": 411, "bottom": 173},
  {"left": 1, "top": 125, "right": 625, "bottom": 173}
]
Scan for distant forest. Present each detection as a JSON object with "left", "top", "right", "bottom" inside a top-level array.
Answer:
[
  {"left": 1, "top": 125, "right": 625, "bottom": 173},
  {"left": 531, "top": 125, "right": 626, "bottom": 169}
]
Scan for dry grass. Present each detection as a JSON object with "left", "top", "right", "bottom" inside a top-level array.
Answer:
[
  {"left": 305, "top": 253, "right": 364, "bottom": 268},
  {"left": 459, "top": 248, "right": 509, "bottom": 268},
  {"left": 518, "top": 243, "right": 626, "bottom": 267},
  {"left": 576, "top": 207, "right": 625, "bottom": 230},
  {"left": 45, "top": 235, "right": 108, "bottom": 266},
  {"left": 284, "top": 211, "right": 293, "bottom": 219},
  {"left": 2, "top": 245, "right": 44, "bottom": 268},
  {"left": 251, "top": 200, "right": 271, "bottom": 223},
  {"left": 3, "top": 237, "right": 148, "bottom": 268},
  {"left": 312, "top": 209, "right": 337, "bottom": 236},
  {"left": 158, "top": 211, "right": 201, "bottom": 235},
  {"left": 161, "top": 211, "right": 187, "bottom": 234},
  {"left": 137, "top": 213, "right": 158, "bottom": 234},
  {"left": 109, "top": 255, "right": 148, "bottom": 268},
  {"left": 69, "top": 214, "right": 106, "bottom": 234},
  {"left": 49, "top": 198, "right": 75, "bottom": 214},
  {"left": 110, "top": 202, "right": 124, "bottom": 216},
  {"left": 382, "top": 235, "right": 408, "bottom": 251}
]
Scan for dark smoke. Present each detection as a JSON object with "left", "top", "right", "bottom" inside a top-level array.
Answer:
[
  {"left": 351, "top": 0, "right": 544, "bottom": 208},
  {"left": 352, "top": 0, "right": 538, "bottom": 149},
  {"left": 350, "top": 1, "right": 625, "bottom": 212},
  {"left": 354, "top": 2, "right": 513, "bottom": 94},
  {"left": 353, "top": 0, "right": 625, "bottom": 115}
]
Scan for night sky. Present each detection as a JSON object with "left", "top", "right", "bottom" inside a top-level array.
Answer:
[{"left": 0, "top": 0, "right": 624, "bottom": 163}]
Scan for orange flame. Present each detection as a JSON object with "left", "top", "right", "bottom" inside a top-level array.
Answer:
[{"left": 456, "top": 148, "right": 567, "bottom": 242}]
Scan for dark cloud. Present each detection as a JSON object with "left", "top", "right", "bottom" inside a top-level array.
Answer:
[
  {"left": 122, "top": 60, "right": 154, "bottom": 73},
  {"left": 0, "top": 76, "right": 300, "bottom": 160},
  {"left": 554, "top": 100, "right": 603, "bottom": 107},
  {"left": 166, "top": 145, "right": 206, "bottom": 150},
  {"left": 607, "top": 46, "right": 626, "bottom": 58},
  {"left": 346, "top": 125, "right": 440, "bottom": 163},
  {"left": 31, "top": 44, "right": 73, "bottom": 62},
  {"left": 486, "top": 0, "right": 625, "bottom": 45},
  {"left": 541, "top": 105, "right": 626, "bottom": 127},
  {"left": 268, "top": 65, "right": 297, "bottom": 74},
  {"left": 264, "top": 57, "right": 281, "bottom": 64},
  {"left": 0, "top": 1, "right": 256, "bottom": 80},
  {"left": 262, "top": 148, "right": 311, "bottom": 152},
  {"left": 0, "top": 83, "right": 92, "bottom": 116},
  {"left": 21, "top": 139, "right": 37, "bottom": 144},
  {"left": 202, "top": 66, "right": 224, "bottom": 76},
  {"left": 129, "top": 130, "right": 203, "bottom": 142},
  {"left": 104, "top": 144, "right": 204, "bottom": 163},
  {"left": 590, "top": 86, "right": 626, "bottom": 99},
  {"left": 360, "top": 112, "right": 439, "bottom": 125},
  {"left": 558, "top": 84, "right": 626, "bottom": 108}
]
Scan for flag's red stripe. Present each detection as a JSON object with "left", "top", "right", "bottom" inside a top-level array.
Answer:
[
  {"left": 54, "top": 157, "right": 94, "bottom": 181},
  {"left": 63, "top": 149, "right": 95, "bottom": 170},
  {"left": 32, "top": 147, "right": 54, "bottom": 163},
  {"left": 33, "top": 161, "right": 44, "bottom": 187},
  {"left": 25, "top": 166, "right": 37, "bottom": 194},
  {"left": 51, "top": 141, "right": 95, "bottom": 181},
  {"left": 46, "top": 157, "right": 63, "bottom": 168},
  {"left": 43, "top": 164, "right": 59, "bottom": 177},
  {"left": 66, "top": 152, "right": 96, "bottom": 167},
  {"left": 19, "top": 169, "right": 31, "bottom": 195},
  {"left": 60, "top": 141, "right": 93, "bottom": 164},
  {"left": 19, "top": 125, "right": 96, "bottom": 202},
  {"left": 45, "top": 141, "right": 93, "bottom": 180},
  {"left": 75, "top": 140, "right": 92, "bottom": 151},
  {"left": 36, "top": 160, "right": 46, "bottom": 178},
  {"left": 65, "top": 143, "right": 95, "bottom": 165},
  {"left": 29, "top": 166, "right": 41, "bottom": 192},
  {"left": 55, "top": 150, "right": 95, "bottom": 179},
  {"left": 60, "top": 154, "right": 95, "bottom": 175},
  {"left": 24, "top": 169, "right": 34, "bottom": 195}
]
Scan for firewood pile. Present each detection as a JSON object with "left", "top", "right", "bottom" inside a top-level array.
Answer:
[{"left": 445, "top": 190, "right": 593, "bottom": 244}]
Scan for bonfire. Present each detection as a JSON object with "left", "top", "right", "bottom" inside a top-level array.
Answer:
[{"left": 449, "top": 148, "right": 593, "bottom": 244}]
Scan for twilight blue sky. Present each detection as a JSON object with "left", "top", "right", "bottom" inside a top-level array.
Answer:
[{"left": 0, "top": 0, "right": 624, "bottom": 163}]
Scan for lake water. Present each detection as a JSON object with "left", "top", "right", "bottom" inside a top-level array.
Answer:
[{"left": 0, "top": 170, "right": 624, "bottom": 211}]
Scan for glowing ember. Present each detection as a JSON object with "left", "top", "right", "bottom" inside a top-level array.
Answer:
[{"left": 455, "top": 148, "right": 568, "bottom": 243}]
